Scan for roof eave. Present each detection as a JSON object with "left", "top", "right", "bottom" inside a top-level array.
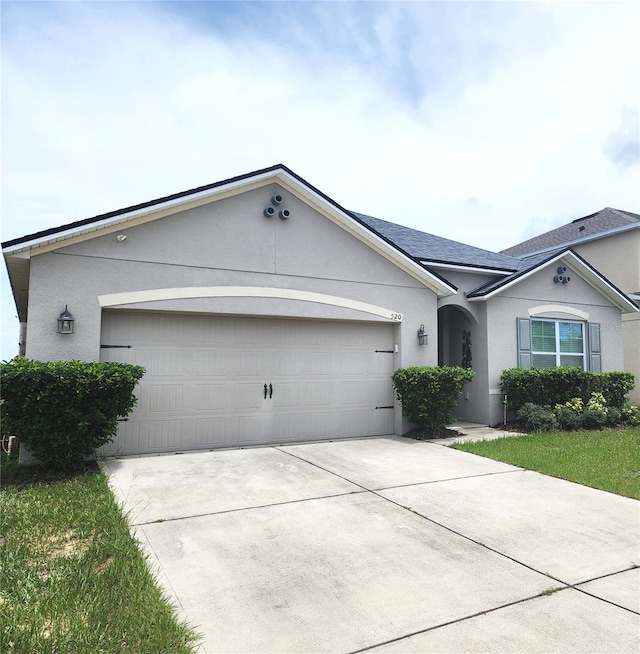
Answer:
[
  {"left": 421, "top": 260, "right": 516, "bottom": 276},
  {"left": 504, "top": 220, "right": 640, "bottom": 258},
  {"left": 2, "top": 164, "right": 458, "bottom": 300},
  {"left": 467, "top": 250, "right": 639, "bottom": 313}
]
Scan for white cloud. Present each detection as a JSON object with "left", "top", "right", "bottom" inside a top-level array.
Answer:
[{"left": 2, "top": 1, "right": 639, "bottom": 359}]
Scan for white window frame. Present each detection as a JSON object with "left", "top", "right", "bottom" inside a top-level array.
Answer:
[{"left": 530, "top": 319, "right": 586, "bottom": 370}]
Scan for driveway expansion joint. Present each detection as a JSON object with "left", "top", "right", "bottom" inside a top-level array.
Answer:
[
  {"left": 276, "top": 446, "right": 572, "bottom": 587},
  {"left": 130, "top": 489, "right": 368, "bottom": 526},
  {"left": 347, "top": 587, "right": 571, "bottom": 654},
  {"left": 371, "top": 467, "right": 524, "bottom": 492}
]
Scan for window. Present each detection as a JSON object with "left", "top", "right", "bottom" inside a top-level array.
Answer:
[{"left": 531, "top": 319, "right": 585, "bottom": 369}]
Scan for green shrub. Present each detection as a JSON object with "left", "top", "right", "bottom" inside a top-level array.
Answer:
[
  {"left": 391, "top": 366, "right": 474, "bottom": 435},
  {"left": 516, "top": 402, "right": 558, "bottom": 432},
  {"left": 621, "top": 404, "right": 640, "bottom": 426},
  {"left": 501, "top": 368, "right": 635, "bottom": 413},
  {"left": 554, "top": 397, "right": 584, "bottom": 431},
  {"left": 0, "top": 358, "right": 145, "bottom": 469},
  {"left": 606, "top": 407, "right": 622, "bottom": 427}
]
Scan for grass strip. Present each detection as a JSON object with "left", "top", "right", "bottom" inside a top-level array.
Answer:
[
  {"left": 451, "top": 427, "right": 640, "bottom": 499},
  {"left": 0, "top": 455, "right": 200, "bottom": 653}
]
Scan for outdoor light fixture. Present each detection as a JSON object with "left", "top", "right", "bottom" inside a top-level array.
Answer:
[
  {"left": 57, "top": 306, "right": 75, "bottom": 334},
  {"left": 417, "top": 324, "right": 428, "bottom": 345}
]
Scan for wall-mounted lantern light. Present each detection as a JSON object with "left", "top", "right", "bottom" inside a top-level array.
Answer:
[
  {"left": 417, "top": 324, "right": 428, "bottom": 346},
  {"left": 57, "top": 305, "right": 75, "bottom": 334}
]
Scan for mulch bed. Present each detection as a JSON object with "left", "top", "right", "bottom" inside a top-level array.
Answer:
[{"left": 403, "top": 427, "right": 462, "bottom": 440}]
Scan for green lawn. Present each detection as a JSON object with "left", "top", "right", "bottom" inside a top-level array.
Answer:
[
  {"left": 0, "top": 455, "right": 200, "bottom": 654},
  {"left": 451, "top": 427, "right": 640, "bottom": 500}
]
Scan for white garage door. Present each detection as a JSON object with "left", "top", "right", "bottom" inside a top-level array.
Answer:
[{"left": 99, "top": 311, "right": 396, "bottom": 455}]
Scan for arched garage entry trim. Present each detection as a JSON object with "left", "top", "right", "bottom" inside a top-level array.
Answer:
[{"left": 98, "top": 287, "right": 404, "bottom": 322}]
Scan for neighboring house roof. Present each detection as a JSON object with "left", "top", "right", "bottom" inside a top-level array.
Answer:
[
  {"left": 501, "top": 207, "right": 640, "bottom": 257},
  {"left": 353, "top": 213, "right": 520, "bottom": 272}
]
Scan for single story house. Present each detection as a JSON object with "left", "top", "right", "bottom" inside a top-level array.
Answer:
[
  {"left": 501, "top": 207, "right": 640, "bottom": 404},
  {"left": 3, "top": 165, "right": 637, "bottom": 456}
]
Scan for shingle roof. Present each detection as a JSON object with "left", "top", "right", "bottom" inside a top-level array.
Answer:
[
  {"left": 501, "top": 207, "right": 640, "bottom": 257},
  {"left": 466, "top": 249, "right": 566, "bottom": 297},
  {"left": 353, "top": 212, "right": 520, "bottom": 271}
]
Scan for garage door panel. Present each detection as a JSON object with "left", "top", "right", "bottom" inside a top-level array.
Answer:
[
  {"left": 272, "top": 411, "right": 335, "bottom": 441},
  {"left": 148, "top": 385, "right": 184, "bottom": 412},
  {"left": 232, "top": 382, "right": 265, "bottom": 410},
  {"left": 235, "top": 350, "right": 270, "bottom": 376},
  {"left": 100, "top": 312, "right": 395, "bottom": 455},
  {"left": 147, "top": 350, "right": 184, "bottom": 376},
  {"left": 195, "top": 417, "right": 227, "bottom": 446},
  {"left": 147, "top": 420, "right": 182, "bottom": 449},
  {"left": 195, "top": 384, "right": 229, "bottom": 411},
  {"left": 372, "top": 408, "right": 395, "bottom": 434},
  {"left": 196, "top": 350, "right": 230, "bottom": 377}
]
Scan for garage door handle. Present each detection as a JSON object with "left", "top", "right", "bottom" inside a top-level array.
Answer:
[
  {"left": 269, "top": 383, "right": 273, "bottom": 399},
  {"left": 264, "top": 384, "right": 268, "bottom": 399}
]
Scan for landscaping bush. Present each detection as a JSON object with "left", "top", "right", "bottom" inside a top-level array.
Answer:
[
  {"left": 501, "top": 367, "right": 634, "bottom": 413},
  {"left": 516, "top": 402, "right": 558, "bottom": 433},
  {"left": 391, "top": 366, "right": 475, "bottom": 435},
  {"left": 518, "top": 390, "right": 639, "bottom": 432},
  {"left": 554, "top": 397, "right": 584, "bottom": 431},
  {"left": 0, "top": 358, "right": 145, "bottom": 469}
]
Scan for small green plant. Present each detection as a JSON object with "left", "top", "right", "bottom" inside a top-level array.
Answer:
[
  {"left": 0, "top": 358, "right": 145, "bottom": 469},
  {"left": 391, "top": 366, "right": 475, "bottom": 435},
  {"left": 622, "top": 404, "right": 640, "bottom": 425},
  {"left": 517, "top": 402, "right": 557, "bottom": 432},
  {"left": 554, "top": 397, "right": 583, "bottom": 431}
]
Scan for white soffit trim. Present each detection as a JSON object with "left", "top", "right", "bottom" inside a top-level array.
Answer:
[
  {"left": 528, "top": 305, "right": 589, "bottom": 320},
  {"left": 98, "top": 286, "right": 405, "bottom": 322},
  {"left": 468, "top": 251, "right": 638, "bottom": 313},
  {"left": 421, "top": 261, "right": 514, "bottom": 276},
  {"left": 2, "top": 172, "right": 279, "bottom": 256}
]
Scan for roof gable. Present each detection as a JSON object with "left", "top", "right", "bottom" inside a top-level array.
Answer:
[
  {"left": 501, "top": 207, "right": 640, "bottom": 257},
  {"left": 2, "top": 165, "right": 457, "bottom": 321},
  {"left": 467, "top": 248, "right": 638, "bottom": 313}
]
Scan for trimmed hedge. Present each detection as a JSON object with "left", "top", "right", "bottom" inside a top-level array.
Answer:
[
  {"left": 500, "top": 367, "right": 635, "bottom": 412},
  {"left": 0, "top": 358, "right": 145, "bottom": 469},
  {"left": 392, "top": 366, "right": 475, "bottom": 434}
]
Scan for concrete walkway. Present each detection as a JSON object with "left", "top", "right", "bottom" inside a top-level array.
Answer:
[{"left": 101, "top": 434, "right": 639, "bottom": 653}]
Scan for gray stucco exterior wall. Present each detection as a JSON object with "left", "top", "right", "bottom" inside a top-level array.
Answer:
[{"left": 24, "top": 185, "right": 440, "bottom": 437}]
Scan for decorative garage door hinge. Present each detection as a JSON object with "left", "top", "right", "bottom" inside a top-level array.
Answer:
[
  {"left": 375, "top": 405, "right": 394, "bottom": 409},
  {"left": 375, "top": 349, "right": 394, "bottom": 353},
  {"left": 100, "top": 344, "right": 132, "bottom": 348}
]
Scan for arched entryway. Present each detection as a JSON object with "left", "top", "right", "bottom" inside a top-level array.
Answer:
[{"left": 438, "top": 305, "right": 475, "bottom": 368}]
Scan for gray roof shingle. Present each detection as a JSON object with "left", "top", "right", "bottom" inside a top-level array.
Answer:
[
  {"left": 466, "top": 249, "right": 566, "bottom": 297},
  {"left": 353, "top": 212, "right": 520, "bottom": 271},
  {"left": 500, "top": 207, "right": 640, "bottom": 257}
]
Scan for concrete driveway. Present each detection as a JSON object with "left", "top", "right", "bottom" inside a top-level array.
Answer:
[{"left": 101, "top": 436, "right": 640, "bottom": 653}]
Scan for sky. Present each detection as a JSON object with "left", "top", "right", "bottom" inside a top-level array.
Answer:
[{"left": 1, "top": 0, "right": 639, "bottom": 360}]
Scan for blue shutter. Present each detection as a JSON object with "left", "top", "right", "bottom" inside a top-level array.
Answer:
[
  {"left": 517, "top": 318, "right": 532, "bottom": 369},
  {"left": 589, "top": 323, "right": 601, "bottom": 372}
]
